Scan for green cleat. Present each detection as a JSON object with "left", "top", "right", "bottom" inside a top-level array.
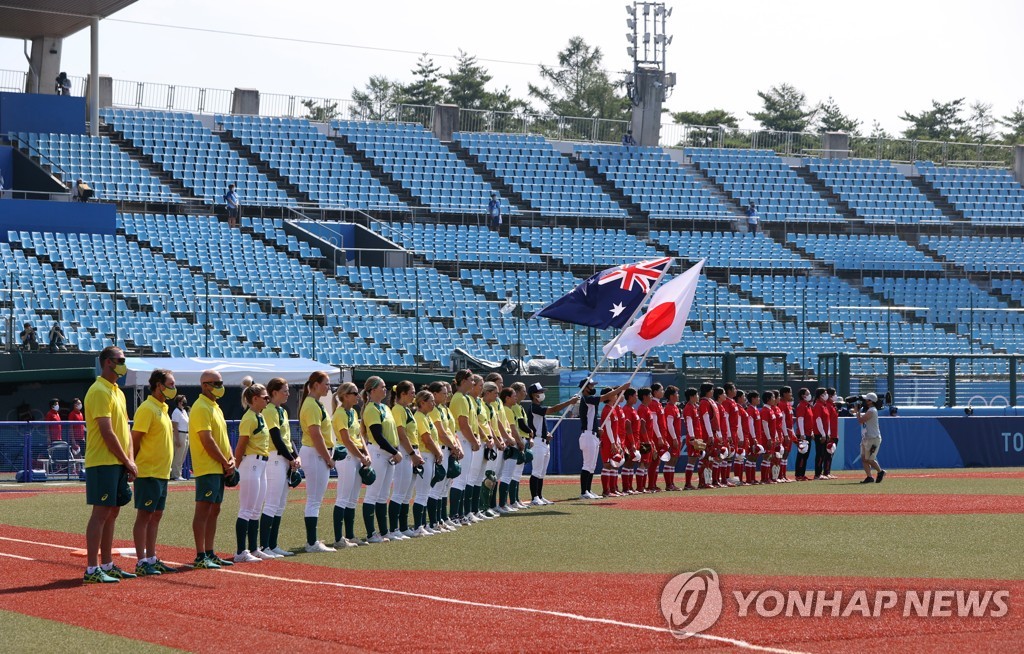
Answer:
[
  {"left": 151, "top": 559, "right": 176, "bottom": 574},
  {"left": 106, "top": 564, "right": 137, "bottom": 580},
  {"left": 83, "top": 568, "right": 119, "bottom": 584},
  {"left": 212, "top": 555, "right": 234, "bottom": 567},
  {"left": 192, "top": 555, "right": 220, "bottom": 569},
  {"left": 135, "top": 561, "right": 162, "bottom": 576}
]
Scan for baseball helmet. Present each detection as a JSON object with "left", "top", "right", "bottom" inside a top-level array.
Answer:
[
  {"left": 826, "top": 442, "right": 837, "bottom": 455},
  {"left": 332, "top": 445, "right": 348, "bottom": 462},
  {"left": 413, "top": 464, "right": 424, "bottom": 477},
  {"left": 484, "top": 447, "right": 498, "bottom": 461},
  {"left": 797, "top": 440, "right": 810, "bottom": 454},
  {"left": 631, "top": 449, "right": 641, "bottom": 462},
  {"left": 116, "top": 478, "right": 132, "bottom": 507},
  {"left": 430, "top": 463, "right": 446, "bottom": 486},
  {"left": 446, "top": 458, "right": 462, "bottom": 479},
  {"left": 288, "top": 469, "right": 303, "bottom": 488},
  {"left": 735, "top": 447, "right": 747, "bottom": 462},
  {"left": 754, "top": 443, "right": 766, "bottom": 455},
  {"left": 503, "top": 446, "right": 517, "bottom": 460},
  {"left": 774, "top": 444, "right": 785, "bottom": 459},
  {"left": 717, "top": 445, "right": 730, "bottom": 460},
  {"left": 523, "top": 448, "right": 534, "bottom": 464},
  {"left": 224, "top": 469, "right": 240, "bottom": 488},
  {"left": 483, "top": 469, "right": 497, "bottom": 490},
  {"left": 639, "top": 442, "right": 652, "bottom": 455},
  {"left": 515, "top": 448, "right": 525, "bottom": 464},
  {"left": 660, "top": 450, "right": 671, "bottom": 463},
  {"left": 610, "top": 452, "right": 625, "bottom": 468},
  {"left": 358, "top": 465, "right": 377, "bottom": 485}
]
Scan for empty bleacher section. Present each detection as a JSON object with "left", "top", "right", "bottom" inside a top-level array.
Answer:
[
  {"left": 916, "top": 162, "right": 1024, "bottom": 225},
  {"left": 334, "top": 121, "right": 504, "bottom": 214},
  {"left": 455, "top": 133, "right": 627, "bottom": 217},
  {"left": 788, "top": 234, "right": 943, "bottom": 271},
  {"left": 652, "top": 230, "right": 812, "bottom": 270},
  {"left": 9, "top": 132, "right": 178, "bottom": 202},
  {"left": 513, "top": 225, "right": 659, "bottom": 267},
  {"left": 804, "top": 158, "right": 946, "bottom": 224},
  {"left": 687, "top": 148, "right": 844, "bottom": 222},
  {"left": 217, "top": 115, "right": 404, "bottom": 210},
  {"left": 372, "top": 222, "right": 542, "bottom": 264},
  {"left": 101, "top": 108, "right": 295, "bottom": 207},
  {"left": 919, "top": 235, "right": 1024, "bottom": 273},
  {"left": 573, "top": 144, "right": 734, "bottom": 219}
]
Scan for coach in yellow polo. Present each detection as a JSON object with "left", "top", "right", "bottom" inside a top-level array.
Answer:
[
  {"left": 189, "top": 369, "right": 235, "bottom": 569},
  {"left": 83, "top": 346, "right": 137, "bottom": 584},
  {"left": 131, "top": 369, "right": 177, "bottom": 577}
]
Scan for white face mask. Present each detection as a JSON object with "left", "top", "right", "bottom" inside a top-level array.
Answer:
[
  {"left": 536, "top": 393, "right": 546, "bottom": 402},
  {"left": 801, "top": 395, "right": 810, "bottom": 402},
  {"left": 52, "top": 404, "right": 59, "bottom": 411},
  {"left": 74, "top": 403, "right": 82, "bottom": 410}
]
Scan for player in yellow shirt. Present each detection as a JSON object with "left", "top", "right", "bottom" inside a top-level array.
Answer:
[
  {"left": 427, "top": 381, "right": 460, "bottom": 532},
  {"left": 83, "top": 346, "right": 137, "bottom": 584},
  {"left": 190, "top": 369, "right": 235, "bottom": 569},
  {"left": 466, "top": 375, "right": 496, "bottom": 522},
  {"left": 131, "top": 369, "right": 177, "bottom": 576},
  {"left": 388, "top": 381, "right": 422, "bottom": 540},
  {"left": 411, "top": 390, "right": 445, "bottom": 536},
  {"left": 332, "top": 382, "right": 371, "bottom": 548},
  {"left": 298, "top": 371, "right": 336, "bottom": 553},
  {"left": 361, "top": 376, "right": 402, "bottom": 543},
  {"left": 448, "top": 370, "right": 479, "bottom": 525},
  {"left": 497, "top": 387, "right": 526, "bottom": 514},
  {"left": 232, "top": 383, "right": 273, "bottom": 563},
  {"left": 477, "top": 380, "right": 507, "bottom": 518},
  {"left": 261, "top": 377, "right": 299, "bottom": 557},
  {"left": 508, "top": 382, "right": 533, "bottom": 510}
]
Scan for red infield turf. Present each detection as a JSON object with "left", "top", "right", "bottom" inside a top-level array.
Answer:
[
  {"left": 0, "top": 525, "right": 1021, "bottom": 653},
  {"left": 610, "top": 493, "right": 1024, "bottom": 515}
]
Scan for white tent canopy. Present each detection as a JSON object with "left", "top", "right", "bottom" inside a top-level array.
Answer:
[{"left": 123, "top": 357, "right": 341, "bottom": 388}]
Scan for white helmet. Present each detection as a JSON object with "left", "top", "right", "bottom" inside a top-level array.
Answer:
[
  {"left": 826, "top": 442, "right": 837, "bottom": 455},
  {"left": 797, "top": 440, "right": 809, "bottom": 454}
]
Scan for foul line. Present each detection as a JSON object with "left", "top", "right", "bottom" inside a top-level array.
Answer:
[
  {"left": 0, "top": 552, "right": 34, "bottom": 561},
  {"left": 0, "top": 534, "right": 809, "bottom": 654}
]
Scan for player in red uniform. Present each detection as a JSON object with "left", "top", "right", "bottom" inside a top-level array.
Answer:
[
  {"left": 733, "top": 389, "right": 749, "bottom": 484},
  {"left": 759, "top": 391, "right": 778, "bottom": 484},
  {"left": 823, "top": 387, "right": 839, "bottom": 479},
  {"left": 599, "top": 389, "right": 623, "bottom": 497},
  {"left": 744, "top": 391, "right": 762, "bottom": 484},
  {"left": 697, "top": 383, "right": 722, "bottom": 488},
  {"left": 635, "top": 388, "right": 659, "bottom": 492},
  {"left": 793, "top": 387, "right": 813, "bottom": 480},
  {"left": 721, "top": 383, "right": 745, "bottom": 486},
  {"left": 812, "top": 387, "right": 831, "bottom": 480},
  {"left": 777, "top": 386, "right": 795, "bottom": 482},
  {"left": 620, "top": 389, "right": 643, "bottom": 494},
  {"left": 681, "top": 388, "right": 702, "bottom": 490},
  {"left": 647, "top": 383, "right": 669, "bottom": 491},
  {"left": 662, "top": 386, "right": 682, "bottom": 490}
]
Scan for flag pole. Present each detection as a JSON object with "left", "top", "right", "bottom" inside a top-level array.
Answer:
[
  {"left": 596, "top": 349, "right": 652, "bottom": 434},
  {"left": 546, "top": 261, "right": 673, "bottom": 438}
]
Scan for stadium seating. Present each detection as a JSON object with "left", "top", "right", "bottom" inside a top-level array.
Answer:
[
  {"left": 8, "top": 132, "right": 178, "bottom": 202},
  {"left": 371, "top": 222, "right": 542, "bottom": 264},
  {"left": 919, "top": 235, "right": 1024, "bottom": 273},
  {"left": 652, "top": 230, "right": 812, "bottom": 270},
  {"left": 805, "top": 159, "right": 946, "bottom": 224},
  {"left": 574, "top": 144, "right": 735, "bottom": 219},
  {"left": 217, "top": 115, "right": 404, "bottom": 210},
  {"left": 917, "top": 162, "right": 1024, "bottom": 225},
  {"left": 455, "top": 133, "right": 627, "bottom": 217},
  {"left": 687, "top": 148, "right": 844, "bottom": 222},
  {"left": 335, "top": 121, "right": 505, "bottom": 214},
  {"left": 788, "top": 234, "right": 944, "bottom": 271},
  {"left": 513, "top": 226, "right": 660, "bottom": 267},
  {"left": 101, "top": 108, "right": 295, "bottom": 207}
]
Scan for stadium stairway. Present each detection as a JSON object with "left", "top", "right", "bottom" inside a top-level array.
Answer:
[
  {"left": 790, "top": 165, "right": 859, "bottom": 221},
  {"left": 442, "top": 142, "right": 531, "bottom": 213},
  {"left": 677, "top": 161, "right": 748, "bottom": 220},
  {"left": 906, "top": 176, "right": 968, "bottom": 222},
  {"left": 216, "top": 129, "right": 315, "bottom": 206},
  {"left": 562, "top": 153, "right": 647, "bottom": 221},
  {"left": 327, "top": 134, "right": 428, "bottom": 210},
  {"left": 98, "top": 123, "right": 204, "bottom": 203}
]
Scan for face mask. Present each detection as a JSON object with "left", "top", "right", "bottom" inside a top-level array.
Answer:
[
  {"left": 211, "top": 386, "right": 225, "bottom": 399},
  {"left": 537, "top": 393, "right": 546, "bottom": 402},
  {"left": 114, "top": 363, "right": 128, "bottom": 377},
  {"left": 801, "top": 395, "right": 810, "bottom": 402},
  {"left": 52, "top": 404, "right": 59, "bottom": 411},
  {"left": 74, "top": 403, "right": 82, "bottom": 410},
  {"left": 163, "top": 386, "right": 177, "bottom": 400}
]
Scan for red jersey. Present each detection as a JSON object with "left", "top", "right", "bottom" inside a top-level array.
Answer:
[
  {"left": 794, "top": 401, "right": 812, "bottom": 437},
  {"left": 600, "top": 404, "right": 620, "bottom": 447},
  {"left": 746, "top": 404, "right": 761, "bottom": 445},
  {"left": 779, "top": 400, "right": 795, "bottom": 438},
  {"left": 45, "top": 409, "right": 62, "bottom": 442},
  {"left": 651, "top": 400, "right": 668, "bottom": 441},
  {"left": 812, "top": 402, "right": 831, "bottom": 437},
  {"left": 827, "top": 400, "right": 839, "bottom": 441},
  {"left": 698, "top": 398, "right": 721, "bottom": 442},
  {"left": 772, "top": 405, "right": 785, "bottom": 440},
  {"left": 638, "top": 402, "right": 659, "bottom": 443},
  {"left": 720, "top": 397, "right": 744, "bottom": 446},
  {"left": 621, "top": 403, "right": 642, "bottom": 450},
  {"left": 663, "top": 402, "right": 682, "bottom": 443},
  {"left": 682, "top": 402, "right": 702, "bottom": 445},
  {"left": 759, "top": 405, "right": 777, "bottom": 445}
]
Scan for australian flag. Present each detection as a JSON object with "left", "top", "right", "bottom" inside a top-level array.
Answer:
[{"left": 533, "top": 257, "right": 673, "bottom": 329}]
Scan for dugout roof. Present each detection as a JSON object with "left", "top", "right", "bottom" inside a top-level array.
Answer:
[
  {"left": 0, "top": 0, "right": 137, "bottom": 39},
  {"left": 123, "top": 357, "right": 342, "bottom": 388}
]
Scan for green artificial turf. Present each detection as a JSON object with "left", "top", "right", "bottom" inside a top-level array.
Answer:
[{"left": 0, "top": 610, "right": 181, "bottom": 653}]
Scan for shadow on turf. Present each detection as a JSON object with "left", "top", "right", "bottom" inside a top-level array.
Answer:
[{"left": 0, "top": 578, "right": 83, "bottom": 595}]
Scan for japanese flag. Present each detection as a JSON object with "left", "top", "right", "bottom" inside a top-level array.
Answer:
[{"left": 602, "top": 259, "right": 705, "bottom": 359}]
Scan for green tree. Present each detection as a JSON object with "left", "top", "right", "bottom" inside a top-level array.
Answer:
[
  {"left": 444, "top": 50, "right": 493, "bottom": 110},
  {"left": 814, "top": 97, "right": 861, "bottom": 135},
  {"left": 350, "top": 75, "right": 406, "bottom": 121},
  {"left": 671, "top": 109, "right": 739, "bottom": 128},
  {"left": 300, "top": 99, "right": 340, "bottom": 122},
  {"left": 749, "top": 83, "right": 816, "bottom": 132},
  {"left": 996, "top": 100, "right": 1024, "bottom": 144},
  {"left": 527, "top": 36, "right": 630, "bottom": 121},
  {"left": 967, "top": 101, "right": 996, "bottom": 143},
  {"left": 899, "top": 98, "right": 968, "bottom": 141},
  {"left": 404, "top": 53, "right": 446, "bottom": 107}
]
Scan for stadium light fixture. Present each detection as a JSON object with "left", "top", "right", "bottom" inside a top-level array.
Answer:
[
  {"left": 627, "top": 46, "right": 636, "bottom": 58},
  {"left": 627, "top": 17, "right": 636, "bottom": 30},
  {"left": 666, "top": 6, "right": 672, "bottom": 16},
  {"left": 625, "top": 4, "right": 636, "bottom": 15}
]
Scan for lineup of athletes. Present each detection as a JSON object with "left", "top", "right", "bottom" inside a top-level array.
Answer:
[
  {"left": 81, "top": 347, "right": 579, "bottom": 584},
  {"left": 576, "top": 380, "right": 845, "bottom": 497}
]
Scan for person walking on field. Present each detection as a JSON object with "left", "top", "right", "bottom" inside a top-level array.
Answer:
[
  {"left": 82, "top": 346, "right": 138, "bottom": 584},
  {"left": 857, "top": 393, "right": 886, "bottom": 484}
]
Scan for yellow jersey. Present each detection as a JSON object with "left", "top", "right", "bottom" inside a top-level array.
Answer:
[
  {"left": 84, "top": 376, "right": 131, "bottom": 469},
  {"left": 392, "top": 403, "right": 418, "bottom": 449},
  {"left": 450, "top": 392, "right": 476, "bottom": 437},
  {"left": 131, "top": 395, "right": 173, "bottom": 479},
  {"left": 490, "top": 399, "right": 509, "bottom": 437},
  {"left": 441, "top": 405, "right": 457, "bottom": 442},
  {"left": 362, "top": 402, "right": 398, "bottom": 448},
  {"left": 475, "top": 396, "right": 493, "bottom": 439},
  {"left": 239, "top": 408, "right": 270, "bottom": 457},
  {"left": 512, "top": 403, "right": 531, "bottom": 439},
  {"left": 414, "top": 411, "right": 437, "bottom": 450},
  {"left": 189, "top": 394, "right": 230, "bottom": 477},
  {"left": 262, "top": 405, "right": 294, "bottom": 455},
  {"left": 300, "top": 396, "right": 334, "bottom": 448},
  {"left": 332, "top": 405, "right": 364, "bottom": 450}
]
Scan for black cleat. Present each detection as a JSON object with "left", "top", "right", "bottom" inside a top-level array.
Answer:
[
  {"left": 875, "top": 470, "right": 886, "bottom": 484},
  {"left": 860, "top": 476, "right": 875, "bottom": 484}
]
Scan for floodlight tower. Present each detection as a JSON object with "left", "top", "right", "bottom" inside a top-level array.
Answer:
[{"left": 624, "top": 2, "right": 676, "bottom": 146}]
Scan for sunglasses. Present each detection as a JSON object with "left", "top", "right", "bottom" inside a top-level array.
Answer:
[
  {"left": 346, "top": 391, "right": 358, "bottom": 396},
  {"left": 259, "top": 395, "right": 270, "bottom": 401},
  {"left": 113, "top": 358, "right": 126, "bottom": 365},
  {"left": 203, "top": 381, "right": 224, "bottom": 388}
]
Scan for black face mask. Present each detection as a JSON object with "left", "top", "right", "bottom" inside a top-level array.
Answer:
[{"left": 584, "top": 387, "right": 595, "bottom": 396}]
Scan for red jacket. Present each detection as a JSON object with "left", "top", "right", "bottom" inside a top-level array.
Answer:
[
  {"left": 621, "top": 404, "right": 642, "bottom": 450},
  {"left": 664, "top": 403, "right": 681, "bottom": 443},
  {"left": 759, "top": 405, "right": 776, "bottom": 445},
  {"left": 698, "top": 398, "right": 721, "bottom": 442},
  {"left": 812, "top": 402, "right": 831, "bottom": 437},
  {"left": 683, "top": 402, "right": 703, "bottom": 445},
  {"left": 794, "top": 401, "right": 812, "bottom": 437},
  {"left": 45, "top": 409, "right": 62, "bottom": 442}
]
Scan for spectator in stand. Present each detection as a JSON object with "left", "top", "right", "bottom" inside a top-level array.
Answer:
[
  {"left": 20, "top": 322, "right": 38, "bottom": 350},
  {"left": 224, "top": 184, "right": 240, "bottom": 228},
  {"left": 69, "top": 397, "right": 85, "bottom": 455},
  {"left": 73, "top": 179, "right": 94, "bottom": 202},
  {"left": 49, "top": 321, "right": 67, "bottom": 352},
  {"left": 487, "top": 192, "right": 502, "bottom": 232},
  {"left": 170, "top": 395, "right": 190, "bottom": 481},
  {"left": 46, "top": 398, "right": 63, "bottom": 443},
  {"left": 55, "top": 72, "right": 72, "bottom": 96},
  {"left": 622, "top": 129, "right": 637, "bottom": 146},
  {"left": 745, "top": 202, "right": 759, "bottom": 233}
]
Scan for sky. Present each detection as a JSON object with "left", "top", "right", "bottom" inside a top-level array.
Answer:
[{"left": 0, "top": 0, "right": 1021, "bottom": 135}]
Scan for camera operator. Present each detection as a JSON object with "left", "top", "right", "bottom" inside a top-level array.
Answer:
[
  {"left": 20, "top": 322, "right": 38, "bottom": 351},
  {"left": 856, "top": 393, "right": 886, "bottom": 484}
]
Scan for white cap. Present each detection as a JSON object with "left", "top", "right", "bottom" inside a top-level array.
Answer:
[{"left": 864, "top": 392, "right": 878, "bottom": 403}]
